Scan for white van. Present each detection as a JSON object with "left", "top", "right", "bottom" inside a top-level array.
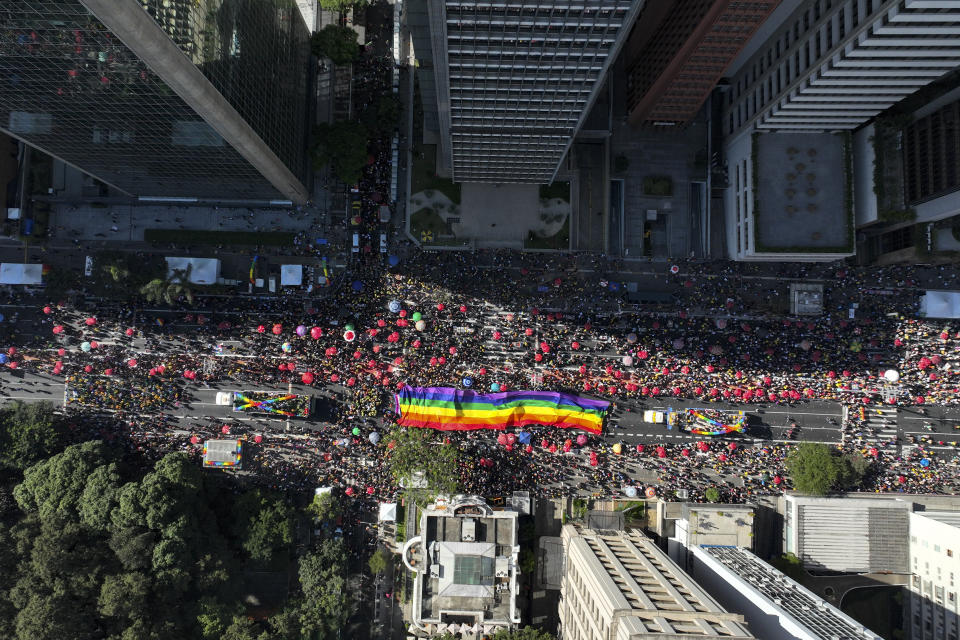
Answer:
[{"left": 352, "top": 233, "right": 360, "bottom": 253}]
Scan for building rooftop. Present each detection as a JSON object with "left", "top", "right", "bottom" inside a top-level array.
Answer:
[
  {"left": 913, "top": 510, "right": 960, "bottom": 529},
  {"left": 202, "top": 439, "right": 242, "bottom": 468},
  {"left": 405, "top": 496, "right": 520, "bottom": 635},
  {"left": 563, "top": 526, "right": 754, "bottom": 638},
  {"left": 697, "top": 546, "right": 881, "bottom": 640}
]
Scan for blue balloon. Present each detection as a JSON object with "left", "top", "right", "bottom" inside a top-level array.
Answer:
[
  {"left": 517, "top": 432, "right": 531, "bottom": 445},
  {"left": 388, "top": 300, "right": 401, "bottom": 313},
  {"left": 351, "top": 280, "right": 363, "bottom": 292},
  {"left": 388, "top": 255, "right": 400, "bottom": 266},
  {"left": 462, "top": 377, "right": 473, "bottom": 387},
  {"left": 920, "top": 458, "right": 931, "bottom": 467},
  {"left": 0, "top": 354, "right": 7, "bottom": 364},
  {"left": 0, "top": 314, "right": 5, "bottom": 323},
  {"left": 490, "top": 382, "right": 501, "bottom": 392}
]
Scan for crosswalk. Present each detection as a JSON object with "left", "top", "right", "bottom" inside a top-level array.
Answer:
[{"left": 847, "top": 406, "right": 900, "bottom": 453}]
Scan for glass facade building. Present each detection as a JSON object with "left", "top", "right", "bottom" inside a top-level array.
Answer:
[
  {"left": 0, "top": 0, "right": 312, "bottom": 200},
  {"left": 414, "top": 0, "right": 641, "bottom": 184}
]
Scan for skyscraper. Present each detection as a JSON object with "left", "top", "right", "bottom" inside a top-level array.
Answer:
[
  {"left": 724, "top": 0, "right": 960, "bottom": 136},
  {"left": 409, "top": 0, "right": 642, "bottom": 184},
  {"left": 0, "top": 0, "right": 312, "bottom": 202},
  {"left": 625, "top": 0, "right": 780, "bottom": 126}
]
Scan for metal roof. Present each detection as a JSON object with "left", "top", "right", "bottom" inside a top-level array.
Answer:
[{"left": 699, "top": 546, "right": 882, "bottom": 640}]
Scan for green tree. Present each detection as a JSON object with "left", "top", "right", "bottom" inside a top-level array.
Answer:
[
  {"left": 98, "top": 571, "right": 151, "bottom": 621},
  {"left": 298, "top": 543, "right": 350, "bottom": 636},
  {"left": 387, "top": 427, "right": 460, "bottom": 494},
  {"left": 13, "top": 440, "right": 115, "bottom": 520},
  {"left": 310, "top": 25, "right": 358, "bottom": 65},
  {"left": 519, "top": 548, "right": 536, "bottom": 575},
  {"left": 103, "top": 263, "right": 130, "bottom": 283},
  {"left": 491, "top": 626, "right": 556, "bottom": 640},
  {"left": 79, "top": 462, "right": 123, "bottom": 530},
  {"left": 140, "top": 265, "right": 195, "bottom": 306},
  {"left": 312, "top": 121, "right": 369, "bottom": 185},
  {"left": 197, "top": 597, "right": 241, "bottom": 640},
  {"left": 317, "top": 0, "right": 367, "bottom": 15},
  {"left": 232, "top": 489, "right": 293, "bottom": 562},
  {"left": 704, "top": 487, "right": 721, "bottom": 503},
  {"left": 837, "top": 453, "right": 872, "bottom": 490},
  {"left": 786, "top": 443, "right": 841, "bottom": 495},
  {"left": 306, "top": 490, "right": 340, "bottom": 523},
  {"left": 368, "top": 547, "right": 389, "bottom": 575},
  {"left": 0, "top": 401, "right": 61, "bottom": 471},
  {"left": 361, "top": 95, "right": 401, "bottom": 135},
  {"left": 221, "top": 615, "right": 267, "bottom": 640}
]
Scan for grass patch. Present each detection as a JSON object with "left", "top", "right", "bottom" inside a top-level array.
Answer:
[
  {"left": 411, "top": 144, "right": 461, "bottom": 204},
  {"left": 525, "top": 215, "right": 569, "bottom": 250},
  {"left": 643, "top": 175, "right": 673, "bottom": 196},
  {"left": 144, "top": 229, "right": 294, "bottom": 246},
  {"left": 539, "top": 181, "right": 570, "bottom": 202}
]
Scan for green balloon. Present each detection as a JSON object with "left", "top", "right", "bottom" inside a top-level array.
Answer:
[
  {"left": 411, "top": 312, "right": 422, "bottom": 321},
  {"left": 352, "top": 427, "right": 361, "bottom": 436},
  {"left": 345, "top": 323, "right": 355, "bottom": 332}
]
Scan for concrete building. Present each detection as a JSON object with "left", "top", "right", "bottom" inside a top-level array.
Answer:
[
  {"left": 690, "top": 545, "right": 882, "bottom": 640},
  {"left": 724, "top": 129, "right": 856, "bottom": 261},
  {"left": 668, "top": 503, "right": 755, "bottom": 571},
  {"left": 908, "top": 511, "right": 960, "bottom": 640},
  {"left": 723, "top": 0, "right": 960, "bottom": 136},
  {"left": 402, "top": 496, "right": 520, "bottom": 636},
  {"left": 0, "top": 0, "right": 312, "bottom": 202},
  {"left": 784, "top": 495, "right": 912, "bottom": 574},
  {"left": 407, "top": 0, "right": 642, "bottom": 183},
  {"left": 558, "top": 524, "right": 754, "bottom": 640},
  {"left": 625, "top": 0, "right": 780, "bottom": 126}
]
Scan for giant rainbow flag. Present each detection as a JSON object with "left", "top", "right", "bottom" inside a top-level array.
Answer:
[{"left": 394, "top": 387, "right": 608, "bottom": 434}]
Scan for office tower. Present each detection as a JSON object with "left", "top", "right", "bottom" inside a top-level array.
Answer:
[
  {"left": 626, "top": 0, "right": 780, "bottom": 126},
  {"left": 409, "top": 0, "right": 642, "bottom": 184},
  {"left": 724, "top": 0, "right": 960, "bottom": 136},
  {"left": 690, "top": 546, "right": 882, "bottom": 640},
  {"left": 558, "top": 525, "right": 754, "bottom": 639},
  {"left": 908, "top": 511, "right": 960, "bottom": 640},
  {"left": 0, "top": 0, "right": 312, "bottom": 202}
]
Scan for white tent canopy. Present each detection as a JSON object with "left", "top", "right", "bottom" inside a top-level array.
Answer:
[
  {"left": 378, "top": 502, "right": 398, "bottom": 522},
  {"left": 0, "top": 263, "right": 43, "bottom": 285},
  {"left": 280, "top": 264, "right": 303, "bottom": 286},
  {"left": 165, "top": 257, "right": 220, "bottom": 285},
  {"left": 920, "top": 290, "right": 960, "bottom": 319}
]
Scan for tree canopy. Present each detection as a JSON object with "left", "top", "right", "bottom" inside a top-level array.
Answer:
[
  {"left": 310, "top": 25, "right": 359, "bottom": 65},
  {"left": 0, "top": 443, "right": 317, "bottom": 640},
  {"left": 0, "top": 401, "right": 61, "bottom": 471},
  {"left": 786, "top": 443, "right": 870, "bottom": 495},
  {"left": 317, "top": 0, "right": 367, "bottom": 13},
  {"left": 312, "top": 121, "right": 369, "bottom": 186},
  {"left": 387, "top": 427, "right": 460, "bottom": 494}
]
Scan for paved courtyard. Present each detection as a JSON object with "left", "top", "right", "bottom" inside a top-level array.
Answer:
[
  {"left": 455, "top": 183, "right": 540, "bottom": 248},
  {"left": 755, "top": 132, "right": 847, "bottom": 249}
]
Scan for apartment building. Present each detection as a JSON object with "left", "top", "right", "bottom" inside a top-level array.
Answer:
[{"left": 558, "top": 524, "right": 754, "bottom": 640}]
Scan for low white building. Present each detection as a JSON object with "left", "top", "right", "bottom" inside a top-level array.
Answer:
[
  {"left": 784, "top": 495, "right": 912, "bottom": 574},
  {"left": 908, "top": 511, "right": 960, "bottom": 640},
  {"left": 690, "top": 546, "right": 882, "bottom": 640}
]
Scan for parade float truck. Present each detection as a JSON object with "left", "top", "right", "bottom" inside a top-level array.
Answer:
[
  {"left": 679, "top": 408, "right": 746, "bottom": 436},
  {"left": 216, "top": 391, "right": 312, "bottom": 418}
]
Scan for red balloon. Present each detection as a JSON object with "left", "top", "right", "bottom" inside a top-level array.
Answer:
[
  {"left": 125, "top": 328, "right": 134, "bottom": 337},
  {"left": 84, "top": 365, "right": 92, "bottom": 373},
  {"left": 301, "top": 372, "right": 315, "bottom": 384},
  {"left": 104, "top": 368, "right": 113, "bottom": 376}
]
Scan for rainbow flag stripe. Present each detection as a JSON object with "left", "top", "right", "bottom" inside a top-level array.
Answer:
[{"left": 394, "top": 387, "right": 608, "bottom": 434}]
